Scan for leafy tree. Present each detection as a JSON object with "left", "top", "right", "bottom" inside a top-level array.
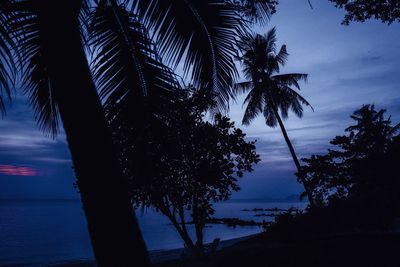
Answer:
[
  {"left": 301, "top": 105, "right": 400, "bottom": 206},
  {"left": 329, "top": 0, "right": 400, "bottom": 24},
  {"left": 112, "top": 90, "right": 260, "bottom": 254},
  {"left": 0, "top": 0, "right": 271, "bottom": 264},
  {"left": 235, "top": 27, "right": 315, "bottom": 206}
]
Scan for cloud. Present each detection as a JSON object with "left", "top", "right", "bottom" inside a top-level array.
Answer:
[
  {"left": 1, "top": 0, "right": 400, "bottom": 199},
  {"left": 0, "top": 165, "right": 37, "bottom": 177}
]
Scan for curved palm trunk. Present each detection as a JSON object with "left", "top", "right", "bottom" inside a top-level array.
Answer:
[
  {"left": 272, "top": 108, "right": 316, "bottom": 208},
  {"left": 36, "top": 1, "right": 150, "bottom": 266}
]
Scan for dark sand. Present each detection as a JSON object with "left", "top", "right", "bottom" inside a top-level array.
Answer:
[{"left": 156, "top": 232, "right": 400, "bottom": 267}]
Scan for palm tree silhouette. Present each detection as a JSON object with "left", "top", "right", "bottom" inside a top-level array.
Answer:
[
  {"left": 235, "top": 27, "right": 315, "bottom": 206},
  {"left": 0, "top": 0, "right": 275, "bottom": 265}
]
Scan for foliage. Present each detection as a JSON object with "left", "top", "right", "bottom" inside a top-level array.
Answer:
[
  {"left": 300, "top": 105, "right": 400, "bottom": 207},
  {"left": 226, "top": 0, "right": 278, "bottom": 24},
  {"left": 0, "top": 0, "right": 271, "bottom": 264},
  {"left": 89, "top": 0, "right": 180, "bottom": 137},
  {"left": 112, "top": 90, "right": 260, "bottom": 252},
  {"left": 329, "top": 0, "right": 400, "bottom": 24},
  {"left": 135, "top": 0, "right": 267, "bottom": 110},
  {"left": 235, "top": 27, "right": 315, "bottom": 206},
  {"left": 1, "top": 0, "right": 275, "bottom": 134},
  {"left": 235, "top": 27, "right": 311, "bottom": 127},
  {"left": 0, "top": 0, "right": 15, "bottom": 115}
]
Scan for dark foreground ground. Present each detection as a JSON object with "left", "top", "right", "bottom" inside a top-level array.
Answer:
[{"left": 156, "top": 232, "right": 400, "bottom": 267}]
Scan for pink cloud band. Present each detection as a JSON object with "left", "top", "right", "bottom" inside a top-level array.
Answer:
[{"left": 0, "top": 165, "right": 37, "bottom": 176}]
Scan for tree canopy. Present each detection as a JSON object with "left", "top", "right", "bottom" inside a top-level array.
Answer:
[
  {"left": 300, "top": 105, "right": 400, "bottom": 208},
  {"left": 112, "top": 90, "right": 260, "bottom": 252},
  {"left": 329, "top": 0, "right": 400, "bottom": 24},
  {"left": 235, "top": 27, "right": 315, "bottom": 206}
]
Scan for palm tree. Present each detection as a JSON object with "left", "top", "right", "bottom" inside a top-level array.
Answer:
[
  {"left": 7, "top": 1, "right": 151, "bottom": 265},
  {"left": 235, "top": 27, "right": 316, "bottom": 207},
  {"left": 0, "top": 0, "right": 275, "bottom": 265}
]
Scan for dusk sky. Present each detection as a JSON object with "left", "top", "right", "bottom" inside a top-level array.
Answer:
[{"left": 1, "top": 0, "right": 400, "bottom": 200}]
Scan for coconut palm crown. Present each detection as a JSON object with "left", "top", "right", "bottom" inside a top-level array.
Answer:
[{"left": 235, "top": 27, "right": 316, "bottom": 206}]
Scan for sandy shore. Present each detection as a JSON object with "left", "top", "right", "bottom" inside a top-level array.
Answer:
[{"left": 43, "top": 234, "right": 258, "bottom": 267}]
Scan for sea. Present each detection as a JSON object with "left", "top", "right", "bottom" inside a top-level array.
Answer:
[{"left": 0, "top": 199, "right": 306, "bottom": 266}]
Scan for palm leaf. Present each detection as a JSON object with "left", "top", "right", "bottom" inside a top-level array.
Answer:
[
  {"left": 242, "top": 85, "right": 264, "bottom": 125},
  {"left": 262, "top": 101, "right": 277, "bottom": 127},
  {"left": 137, "top": 0, "right": 243, "bottom": 110},
  {"left": 274, "top": 44, "right": 288, "bottom": 66},
  {"left": 88, "top": 1, "right": 180, "bottom": 128},
  {"left": 0, "top": 0, "right": 15, "bottom": 116},
  {"left": 277, "top": 84, "right": 314, "bottom": 114},
  {"left": 233, "top": 81, "right": 253, "bottom": 94},
  {"left": 264, "top": 27, "right": 277, "bottom": 54},
  {"left": 226, "top": 0, "right": 277, "bottom": 24},
  {"left": 11, "top": 1, "right": 60, "bottom": 136},
  {"left": 272, "top": 73, "right": 308, "bottom": 90}
]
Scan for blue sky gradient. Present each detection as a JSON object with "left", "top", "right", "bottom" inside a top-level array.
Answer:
[{"left": 0, "top": 0, "right": 399, "bottom": 200}]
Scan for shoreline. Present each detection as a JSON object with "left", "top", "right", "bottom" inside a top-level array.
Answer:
[{"left": 1, "top": 234, "right": 259, "bottom": 267}]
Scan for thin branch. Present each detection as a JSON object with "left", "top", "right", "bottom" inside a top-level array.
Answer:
[{"left": 308, "top": 0, "right": 314, "bottom": 10}]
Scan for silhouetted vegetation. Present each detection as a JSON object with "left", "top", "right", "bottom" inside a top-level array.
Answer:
[
  {"left": 329, "top": 0, "right": 400, "bottom": 24},
  {"left": 112, "top": 90, "right": 259, "bottom": 255},
  {"left": 155, "top": 232, "right": 400, "bottom": 267},
  {"left": 301, "top": 105, "right": 400, "bottom": 210},
  {"left": 191, "top": 217, "right": 266, "bottom": 228},
  {"left": 235, "top": 27, "right": 315, "bottom": 207},
  {"left": 2, "top": 0, "right": 400, "bottom": 265},
  {"left": 267, "top": 105, "right": 400, "bottom": 236},
  {"left": 228, "top": 0, "right": 278, "bottom": 23},
  {"left": 0, "top": 0, "right": 273, "bottom": 265}
]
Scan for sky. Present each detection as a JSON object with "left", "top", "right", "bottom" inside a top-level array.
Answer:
[{"left": 0, "top": 0, "right": 400, "bottom": 200}]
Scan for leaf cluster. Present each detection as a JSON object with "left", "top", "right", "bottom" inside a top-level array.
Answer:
[
  {"left": 330, "top": 0, "right": 400, "bottom": 24},
  {"left": 113, "top": 89, "right": 260, "bottom": 226},
  {"left": 235, "top": 27, "right": 312, "bottom": 127},
  {"left": 0, "top": 0, "right": 276, "bottom": 136},
  {"left": 300, "top": 104, "right": 400, "bottom": 206}
]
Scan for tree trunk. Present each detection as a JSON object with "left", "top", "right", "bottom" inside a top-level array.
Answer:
[
  {"left": 273, "top": 108, "right": 316, "bottom": 208},
  {"left": 35, "top": 1, "right": 150, "bottom": 266},
  {"left": 194, "top": 220, "right": 204, "bottom": 251},
  {"left": 192, "top": 199, "right": 204, "bottom": 251},
  {"left": 160, "top": 205, "right": 195, "bottom": 249},
  {"left": 170, "top": 215, "right": 195, "bottom": 249},
  {"left": 178, "top": 207, "right": 193, "bottom": 248}
]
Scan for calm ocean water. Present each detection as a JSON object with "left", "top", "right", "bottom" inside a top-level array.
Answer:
[{"left": 0, "top": 199, "right": 306, "bottom": 266}]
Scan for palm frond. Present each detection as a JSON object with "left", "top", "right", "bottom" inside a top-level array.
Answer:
[
  {"left": 274, "top": 44, "right": 288, "bottom": 66},
  {"left": 263, "top": 103, "right": 277, "bottom": 127},
  {"left": 242, "top": 85, "right": 263, "bottom": 125},
  {"left": 289, "top": 98, "right": 304, "bottom": 118},
  {"left": 11, "top": 1, "right": 59, "bottom": 136},
  {"left": 272, "top": 73, "right": 308, "bottom": 90},
  {"left": 264, "top": 27, "right": 277, "bottom": 54},
  {"left": 278, "top": 84, "right": 314, "bottom": 113},
  {"left": 89, "top": 1, "right": 179, "bottom": 127},
  {"left": 238, "top": 29, "right": 284, "bottom": 78},
  {"left": 137, "top": 0, "right": 242, "bottom": 110},
  {"left": 226, "top": 0, "right": 277, "bottom": 24},
  {"left": 233, "top": 81, "right": 253, "bottom": 94},
  {"left": 0, "top": 0, "right": 16, "bottom": 116}
]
